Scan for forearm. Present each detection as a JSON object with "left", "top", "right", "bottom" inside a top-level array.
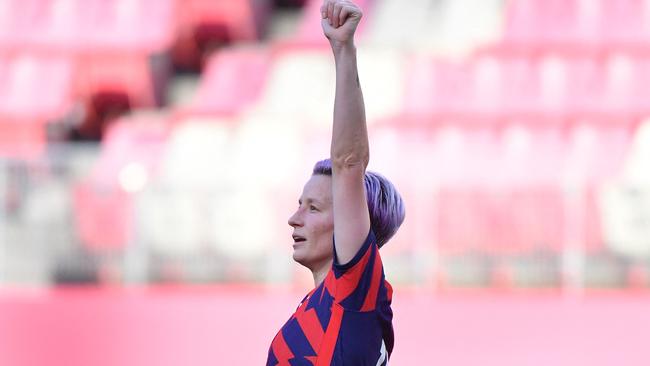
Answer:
[{"left": 330, "top": 42, "right": 369, "bottom": 170}]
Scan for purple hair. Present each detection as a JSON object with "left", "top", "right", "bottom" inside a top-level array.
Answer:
[{"left": 313, "top": 159, "right": 405, "bottom": 248}]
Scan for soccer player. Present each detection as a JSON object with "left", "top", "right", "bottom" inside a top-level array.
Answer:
[{"left": 266, "top": 1, "right": 405, "bottom": 365}]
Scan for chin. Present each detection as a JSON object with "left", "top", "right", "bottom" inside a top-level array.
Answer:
[
  {"left": 292, "top": 247, "right": 305, "bottom": 262},
  {"left": 292, "top": 253, "right": 308, "bottom": 267}
]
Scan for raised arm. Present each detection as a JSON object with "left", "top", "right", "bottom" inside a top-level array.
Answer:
[{"left": 321, "top": 0, "right": 371, "bottom": 265}]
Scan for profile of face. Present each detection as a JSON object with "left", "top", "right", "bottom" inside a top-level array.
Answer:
[{"left": 288, "top": 174, "right": 335, "bottom": 271}]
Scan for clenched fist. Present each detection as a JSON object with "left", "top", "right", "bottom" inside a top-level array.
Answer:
[{"left": 320, "top": 0, "right": 363, "bottom": 46}]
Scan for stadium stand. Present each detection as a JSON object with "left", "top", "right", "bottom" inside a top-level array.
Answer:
[{"left": 0, "top": 0, "right": 649, "bottom": 289}]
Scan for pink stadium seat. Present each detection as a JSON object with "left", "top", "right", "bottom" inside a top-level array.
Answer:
[
  {"left": 433, "top": 124, "right": 568, "bottom": 256},
  {"left": 181, "top": 47, "right": 271, "bottom": 117},
  {"left": 503, "top": 0, "right": 590, "bottom": 52},
  {"left": 402, "top": 57, "right": 470, "bottom": 118},
  {"left": 498, "top": 188, "right": 566, "bottom": 253},
  {"left": 73, "top": 182, "right": 134, "bottom": 251},
  {"left": 0, "top": 53, "right": 74, "bottom": 158},
  {"left": 436, "top": 187, "right": 566, "bottom": 255},
  {"left": 404, "top": 55, "right": 549, "bottom": 119},
  {"left": 596, "top": 0, "right": 649, "bottom": 49},
  {"left": 81, "top": 0, "right": 176, "bottom": 53},
  {"left": 604, "top": 55, "right": 650, "bottom": 115},
  {"left": 0, "top": 0, "right": 175, "bottom": 53},
  {"left": 73, "top": 117, "right": 169, "bottom": 250},
  {"left": 403, "top": 52, "right": 650, "bottom": 122},
  {"left": 0, "top": 53, "right": 73, "bottom": 119},
  {"left": 500, "top": 0, "right": 650, "bottom": 54},
  {"left": 436, "top": 189, "right": 491, "bottom": 254}
]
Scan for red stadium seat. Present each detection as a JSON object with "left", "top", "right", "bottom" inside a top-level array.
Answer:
[
  {"left": 0, "top": 118, "right": 47, "bottom": 159},
  {"left": 171, "top": 0, "right": 272, "bottom": 69},
  {"left": 74, "top": 52, "right": 157, "bottom": 109}
]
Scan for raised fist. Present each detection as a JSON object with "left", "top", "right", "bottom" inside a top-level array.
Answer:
[{"left": 320, "top": 0, "right": 363, "bottom": 45}]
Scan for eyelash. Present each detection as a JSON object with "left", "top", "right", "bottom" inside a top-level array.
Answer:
[{"left": 299, "top": 202, "right": 318, "bottom": 212}]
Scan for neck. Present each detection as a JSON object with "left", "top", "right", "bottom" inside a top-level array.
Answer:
[{"left": 311, "top": 259, "right": 332, "bottom": 287}]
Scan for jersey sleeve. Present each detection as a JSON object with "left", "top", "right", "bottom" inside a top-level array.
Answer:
[{"left": 328, "top": 229, "right": 386, "bottom": 312}]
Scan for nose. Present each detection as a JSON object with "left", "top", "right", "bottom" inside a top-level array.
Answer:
[{"left": 288, "top": 208, "right": 303, "bottom": 228}]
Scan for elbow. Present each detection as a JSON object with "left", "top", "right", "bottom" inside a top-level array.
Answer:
[{"left": 331, "top": 151, "right": 369, "bottom": 172}]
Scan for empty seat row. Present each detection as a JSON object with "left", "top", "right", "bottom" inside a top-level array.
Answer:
[
  {"left": 0, "top": 0, "right": 270, "bottom": 53},
  {"left": 72, "top": 115, "right": 637, "bottom": 257},
  {"left": 404, "top": 53, "right": 650, "bottom": 118},
  {"left": 0, "top": 0, "right": 175, "bottom": 53},
  {"left": 502, "top": 0, "right": 650, "bottom": 53}
]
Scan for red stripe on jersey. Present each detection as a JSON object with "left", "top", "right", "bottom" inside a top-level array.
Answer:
[
  {"left": 315, "top": 304, "right": 344, "bottom": 366},
  {"left": 296, "top": 308, "right": 325, "bottom": 353},
  {"left": 360, "top": 249, "right": 383, "bottom": 311},
  {"left": 329, "top": 246, "right": 373, "bottom": 302},
  {"left": 271, "top": 330, "right": 294, "bottom": 365}
]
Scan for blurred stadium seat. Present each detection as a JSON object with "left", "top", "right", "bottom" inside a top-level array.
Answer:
[
  {"left": 0, "top": 52, "right": 74, "bottom": 158},
  {"left": 404, "top": 52, "right": 650, "bottom": 121},
  {"left": 73, "top": 115, "right": 169, "bottom": 250},
  {"left": 0, "top": 0, "right": 175, "bottom": 52},
  {"left": 500, "top": 0, "right": 650, "bottom": 54},
  {"left": 171, "top": 0, "right": 272, "bottom": 70},
  {"left": 177, "top": 46, "right": 271, "bottom": 118}
]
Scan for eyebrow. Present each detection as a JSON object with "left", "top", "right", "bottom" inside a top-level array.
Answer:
[{"left": 298, "top": 197, "right": 327, "bottom": 206}]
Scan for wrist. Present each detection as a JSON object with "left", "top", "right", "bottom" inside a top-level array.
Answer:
[{"left": 330, "top": 40, "right": 356, "bottom": 55}]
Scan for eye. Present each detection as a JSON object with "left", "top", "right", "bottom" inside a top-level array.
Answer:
[{"left": 309, "top": 205, "right": 318, "bottom": 212}]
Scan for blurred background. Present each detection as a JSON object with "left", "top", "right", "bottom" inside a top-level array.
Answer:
[{"left": 0, "top": 0, "right": 650, "bottom": 365}]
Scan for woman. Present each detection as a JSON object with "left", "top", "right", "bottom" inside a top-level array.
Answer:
[{"left": 267, "top": 1, "right": 405, "bottom": 365}]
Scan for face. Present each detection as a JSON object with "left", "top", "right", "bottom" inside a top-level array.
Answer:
[{"left": 288, "top": 174, "right": 334, "bottom": 270}]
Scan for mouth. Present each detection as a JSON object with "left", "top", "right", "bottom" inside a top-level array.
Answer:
[{"left": 292, "top": 235, "right": 307, "bottom": 245}]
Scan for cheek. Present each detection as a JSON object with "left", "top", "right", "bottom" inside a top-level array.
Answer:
[
  {"left": 316, "top": 215, "right": 334, "bottom": 235},
  {"left": 308, "top": 215, "right": 334, "bottom": 240}
]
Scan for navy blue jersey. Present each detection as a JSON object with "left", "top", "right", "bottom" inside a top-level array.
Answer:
[{"left": 267, "top": 230, "right": 394, "bottom": 365}]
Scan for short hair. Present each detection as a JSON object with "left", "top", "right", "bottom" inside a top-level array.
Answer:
[{"left": 313, "top": 159, "right": 405, "bottom": 248}]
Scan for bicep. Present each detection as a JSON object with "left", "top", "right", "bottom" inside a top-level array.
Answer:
[{"left": 332, "top": 165, "right": 371, "bottom": 265}]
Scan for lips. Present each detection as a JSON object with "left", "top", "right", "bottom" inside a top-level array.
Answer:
[{"left": 292, "top": 234, "right": 306, "bottom": 243}]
